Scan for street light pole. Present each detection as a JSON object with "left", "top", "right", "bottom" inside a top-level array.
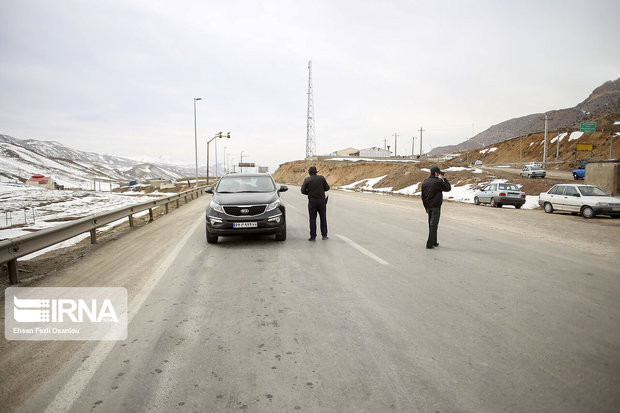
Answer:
[
  {"left": 193, "top": 97, "right": 202, "bottom": 187},
  {"left": 207, "top": 132, "right": 230, "bottom": 185},
  {"left": 223, "top": 146, "right": 227, "bottom": 174},
  {"left": 240, "top": 151, "right": 245, "bottom": 172}
]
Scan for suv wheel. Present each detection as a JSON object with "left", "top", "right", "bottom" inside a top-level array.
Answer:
[
  {"left": 474, "top": 196, "right": 480, "bottom": 205},
  {"left": 573, "top": 173, "right": 578, "bottom": 180},
  {"left": 275, "top": 222, "right": 287, "bottom": 241},
  {"left": 544, "top": 202, "right": 554, "bottom": 214},
  {"left": 206, "top": 225, "right": 218, "bottom": 244},
  {"left": 581, "top": 206, "right": 595, "bottom": 219}
]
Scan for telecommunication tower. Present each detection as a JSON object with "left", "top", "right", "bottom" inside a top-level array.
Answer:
[{"left": 306, "top": 60, "right": 316, "bottom": 159}]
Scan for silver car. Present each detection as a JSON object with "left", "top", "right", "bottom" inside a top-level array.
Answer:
[
  {"left": 474, "top": 182, "right": 526, "bottom": 208},
  {"left": 520, "top": 165, "right": 546, "bottom": 178}
]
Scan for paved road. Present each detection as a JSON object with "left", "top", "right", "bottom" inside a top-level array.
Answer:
[
  {"left": 1, "top": 188, "right": 619, "bottom": 412},
  {"left": 482, "top": 165, "right": 573, "bottom": 180}
]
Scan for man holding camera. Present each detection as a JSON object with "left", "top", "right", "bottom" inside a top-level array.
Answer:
[{"left": 421, "top": 166, "right": 451, "bottom": 249}]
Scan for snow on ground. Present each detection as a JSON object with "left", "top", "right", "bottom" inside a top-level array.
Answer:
[
  {"left": 394, "top": 183, "right": 420, "bottom": 195},
  {"left": 479, "top": 147, "right": 498, "bottom": 154},
  {"left": 568, "top": 131, "right": 584, "bottom": 141},
  {"left": 337, "top": 177, "right": 540, "bottom": 210},
  {"left": 327, "top": 158, "right": 419, "bottom": 163},
  {"left": 339, "top": 175, "right": 388, "bottom": 190},
  {"left": 550, "top": 132, "right": 568, "bottom": 144},
  {"left": 0, "top": 183, "right": 169, "bottom": 256}
]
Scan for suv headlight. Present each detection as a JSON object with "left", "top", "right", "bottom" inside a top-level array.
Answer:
[
  {"left": 265, "top": 199, "right": 281, "bottom": 212},
  {"left": 209, "top": 200, "right": 225, "bottom": 213}
]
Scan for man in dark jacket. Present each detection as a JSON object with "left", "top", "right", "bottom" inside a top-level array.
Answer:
[
  {"left": 301, "top": 166, "right": 330, "bottom": 241},
  {"left": 421, "top": 166, "right": 451, "bottom": 249}
]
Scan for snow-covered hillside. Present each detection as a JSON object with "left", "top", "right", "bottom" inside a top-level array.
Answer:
[{"left": 0, "top": 134, "right": 204, "bottom": 188}]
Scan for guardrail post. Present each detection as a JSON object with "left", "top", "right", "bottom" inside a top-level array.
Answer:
[
  {"left": 8, "top": 259, "right": 19, "bottom": 284},
  {"left": 176, "top": 199, "right": 180, "bottom": 208},
  {"left": 90, "top": 229, "right": 97, "bottom": 244},
  {"left": 165, "top": 203, "right": 169, "bottom": 214},
  {"left": 149, "top": 208, "right": 154, "bottom": 222},
  {"left": 129, "top": 215, "right": 134, "bottom": 227}
]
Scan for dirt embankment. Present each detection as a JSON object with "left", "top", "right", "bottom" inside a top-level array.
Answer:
[
  {"left": 273, "top": 160, "right": 564, "bottom": 196},
  {"left": 446, "top": 119, "right": 620, "bottom": 169}
]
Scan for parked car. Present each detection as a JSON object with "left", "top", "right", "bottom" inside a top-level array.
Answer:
[
  {"left": 538, "top": 184, "right": 620, "bottom": 218},
  {"left": 474, "top": 182, "right": 526, "bottom": 208},
  {"left": 473, "top": 160, "right": 483, "bottom": 165},
  {"left": 205, "top": 173, "right": 288, "bottom": 243},
  {"left": 572, "top": 162, "right": 586, "bottom": 180},
  {"left": 526, "top": 161, "right": 543, "bottom": 168},
  {"left": 520, "top": 165, "right": 546, "bottom": 179}
]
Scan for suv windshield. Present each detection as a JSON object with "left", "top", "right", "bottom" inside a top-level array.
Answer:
[
  {"left": 216, "top": 176, "right": 276, "bottom": 193},
  {"left": 578, "top": 186, "right": 608, "bottom": 196}
]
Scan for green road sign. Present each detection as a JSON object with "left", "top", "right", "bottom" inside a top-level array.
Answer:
[{"left": 580, "top": 122, "right": 596, "bottom": 132}]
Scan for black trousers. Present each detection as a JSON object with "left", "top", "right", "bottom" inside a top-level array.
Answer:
[
  {"left": 427, "top": 207, "right": 441, "bottom": 247},
  {"left": 308, "top": 199, "right": 327, "bottom": 238}
]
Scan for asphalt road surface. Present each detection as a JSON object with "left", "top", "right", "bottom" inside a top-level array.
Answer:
[
  {"left": 1, "top": 187, "right": 619, "bottom": 412},
  {"left": 482, "top": 165, "right": 573, "bottom": 180}
]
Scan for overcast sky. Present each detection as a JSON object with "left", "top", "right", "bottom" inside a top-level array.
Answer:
[{"left": 1, "top": 0, "right": 618, "bottom": 172}]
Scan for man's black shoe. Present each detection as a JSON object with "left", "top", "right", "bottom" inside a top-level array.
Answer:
[
  {"left": 322, "top": 236, "right": 329, "bottom": 240},
  {"left": 433, "top": 243, "right": 439, "bottom": 247},
  {"left": 308, "top": 237, "right": 316, "bottom": 241},
  {"left": 426, "top": 245, "right": 434, "bottom": 249}
]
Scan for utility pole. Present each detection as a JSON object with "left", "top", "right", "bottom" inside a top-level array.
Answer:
[
  {"left": 419, "top": 127, "right": 425, "bottom": 157},
  {"left": 520, "top": 136, "right": 523, "bottom": 164},
  {"left": 411, "top": 136, "right": 416, "bottom": 158},
  {"left": 612, "top": 121, "right": 619, "bottom": 159},
  {"left": 305, "top": 60, "right": 316, "bottom": 159},
  {"left": 543, "top": 114, "right": 552, "bottom": 168},
  {"left": 240, "top": 150, "right": 245, "bottom": 173},
  {"left": 393, "top": 132, "right": 398, "bottom": 157},
  {"left": 383, "top": 138, "right": 387, "bottom": 150}
]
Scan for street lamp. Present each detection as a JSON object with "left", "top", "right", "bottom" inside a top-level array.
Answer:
[
  {"left": 240, "top": 150, "right": 245, "bottom": 172},
  {"left": 193, "top": 97, "right": 202, "bottom": 187},
  {"left": 207, "top": 132, "right": 230, "bottom": 184}
]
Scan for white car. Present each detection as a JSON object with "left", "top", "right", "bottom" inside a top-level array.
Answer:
[
  {"left": 520, "top": 165, "right": 546, "bottom": 178},
  {"left": 538, "top": 184, "right": 620, "bottom": 218}
]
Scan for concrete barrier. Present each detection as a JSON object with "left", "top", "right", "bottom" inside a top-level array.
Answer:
[{"left": 585, "top": 161, "right": 620, "bottom": 196}]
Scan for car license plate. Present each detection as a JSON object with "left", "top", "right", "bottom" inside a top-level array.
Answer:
[
  {"left": 233, "top": 222, "right": 257, "bottom": 228},
  {"left": 508, "top": 193, "right": 520, "bottom": 197}
]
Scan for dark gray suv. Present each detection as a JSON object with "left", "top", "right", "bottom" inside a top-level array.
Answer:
[{"left": 205, "top": 173, "right": 287, "bottom": 243}]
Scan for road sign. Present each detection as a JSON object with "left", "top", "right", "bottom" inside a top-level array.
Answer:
[
  {"left": 580, "top": 122, "right": 596, "bottom": 132},
  {"left": 258, "top": 166, "right": 269, "bottom": 173},
  {"left": 576, "top": 144, "right": 593, "bottom": 151},
  {"left": 238, "top": 162, "right": 255, "bottom": 168}
]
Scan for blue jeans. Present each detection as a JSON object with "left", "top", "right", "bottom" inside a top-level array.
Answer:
[
  {"left": 308, "top": 199, "right": 327, "bottom": 238},
  {"left": 427, "top": 207, "right": 441, "bottom": 247}
]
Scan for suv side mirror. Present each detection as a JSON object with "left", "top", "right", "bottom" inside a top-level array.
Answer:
[
  {"left": 279, "top": 185, "right": 288, "bottom": 193},
  {"left": 205, "top": 186, "right": 214, "bottom": 194}
]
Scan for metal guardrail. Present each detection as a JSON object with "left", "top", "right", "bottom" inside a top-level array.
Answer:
[{"left": 1, "top": 186, "right": 207, "bottom": 284}]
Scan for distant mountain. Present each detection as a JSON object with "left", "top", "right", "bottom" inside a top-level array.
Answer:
[
  {"left": 430, "top": 78, "right": 620, "bottom": 155},
  {"left": 0, "top": 134, "right": 206, "bottom": 188}
]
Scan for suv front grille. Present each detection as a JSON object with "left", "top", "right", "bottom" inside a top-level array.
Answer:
[{"left": 223, "top": 205, "right": 267, "bottom": 216}]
